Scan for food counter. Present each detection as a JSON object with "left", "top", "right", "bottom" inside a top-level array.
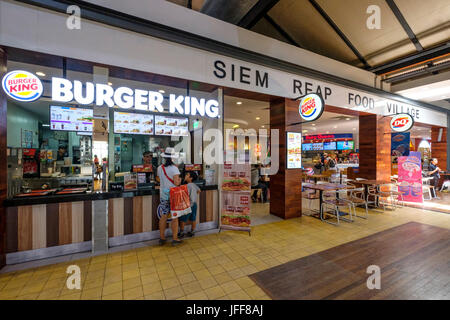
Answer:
[{"left": 3, "top": 185, "right": 219, "bottom": 264}]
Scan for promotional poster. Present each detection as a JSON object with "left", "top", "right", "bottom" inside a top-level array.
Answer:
[{"left": 398, "top": 151, "right": 423, "bottom": 203}]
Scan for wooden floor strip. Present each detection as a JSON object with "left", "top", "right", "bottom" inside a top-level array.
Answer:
[{"left": 249, "top": 222, "right": 450, "bottom": 300}]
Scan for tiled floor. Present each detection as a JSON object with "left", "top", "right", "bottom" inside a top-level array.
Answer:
[{"left": 0, "top": 205, "right": 449, "bottom": 300}]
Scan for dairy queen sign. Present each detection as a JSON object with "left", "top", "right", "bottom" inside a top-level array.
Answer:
[{"left": 390, "top": 113, "right": 414, "bottom": 132}]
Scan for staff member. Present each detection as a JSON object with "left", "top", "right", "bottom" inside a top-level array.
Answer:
[
  {"left": 156, "top": 148, "right": 183, "bottom": 246},
  {"left": 133, "top": 151, "right": 156, "bottom": 183},
  {"left": 429, "top": 158, "right": 443, "bottom": 198}
]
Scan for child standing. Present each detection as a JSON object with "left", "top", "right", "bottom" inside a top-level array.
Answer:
[{"left": 178, "top": 172, "right": 201, "bottom": 238}]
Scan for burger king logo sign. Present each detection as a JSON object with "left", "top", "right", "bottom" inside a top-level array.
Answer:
[
  {"left": 390, "top": 113, "right": 414, "bottom": 132},
  {"left": 299, "top": 93, "right": 324, "bottom": 122},
  {"left": 2, "top": 70, "right": 43, "bottom": 102}
]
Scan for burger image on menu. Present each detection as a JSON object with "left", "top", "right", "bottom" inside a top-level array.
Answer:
[
  {"left": 222, "top": 178, "right": 251, "bottom": 191},
  {"left": 221, "top": 215, "right": 251, "bottom": 227},
  {"left": 168, "top": 119, "right": 178, "bottom": 126},
  {"left": 156, "top": 119, "right": 166, "bottom": 126},
  {"left": 125, "top": 180, "right": 137, "bottom": 190},
  {"left": 156, "top": 128, "right": 164, "bottom": 135},
  {"left": 143, "top": 120, "right": 152, "bottom": 125}
]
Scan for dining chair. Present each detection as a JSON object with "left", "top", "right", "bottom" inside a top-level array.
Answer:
[
  {"left": 302, "top": 189, "right": 320, "bottom": 216},
  {"left": 346, "top": 182, "right": 368, "bottom": 219},
  {"left": 320, "top": 189, "right": 353, "bottom": 226}
]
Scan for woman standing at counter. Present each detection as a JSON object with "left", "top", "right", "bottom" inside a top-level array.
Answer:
[{"left": 156, "top": 148, "right": 183, "bottom": 246}]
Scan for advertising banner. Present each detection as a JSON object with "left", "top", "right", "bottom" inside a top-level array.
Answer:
[
  {"left": 398, "top": 151, "right": 423, "bottom": 203},
  {"left": 220, "top": 163, "right": 251, "bottom": 232},
  {"left": 391, "top": 132, "right": 410, "bottom": 157}
]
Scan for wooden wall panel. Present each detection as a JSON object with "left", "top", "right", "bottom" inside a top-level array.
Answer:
[
  {"left": 123, "top": 198, "right": 133, "bottom": 235},
  {"left": 199, "top": 191, "right": 207, "bottom": 223},
  {"left": 206, "top": 190, "right": 214, "bottom": 222},
  {"left": 133, "top": 196, "right": 143, "bottom": 233},
  {"left": 358, "top": 115, "right": 391, "bottom": 181},
  {"left": 46, "top": 203, "right": 59, "bottom": 247},
  {"left": 431, "top": 127, "right": 447, "bottom": 171},
  {"left": 17, "top": 206, "right": 33, "bottom": 251},
  {"left": 32, "top": 205, "right": 46, "bottom": 249},
  {"left": 142, "top": 195, "right": 152, "bottom": 232},
  {"left": 71, "top": 202, "right": 84, "bottom": 243},
  {"left": 270, "top": 98, "right": 302, "bottom": 219},
  {"left": 111, "top": 198, "right": 124, "bottom": 237},
  {"left": 58, "top": 203, "right": 72, "bottom": 245},
  {"left": 212, "top": 190, "right": 219, "bottom": 223},
  {"left": 6, "top": 207, "right": 18, "bottom": 253},
  {"left": 83, "top": 201, "right": 92, "bottom": 241},
  {"left": 108, "top": 200, "right": 114, "bottom": 238},
  {"left": 152, "top": 194, "right": 160, "bottom": 231}
]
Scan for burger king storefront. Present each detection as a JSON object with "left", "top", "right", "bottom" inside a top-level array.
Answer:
[{"left": 0, "top": 0, "right": 449, "bottom": 268}]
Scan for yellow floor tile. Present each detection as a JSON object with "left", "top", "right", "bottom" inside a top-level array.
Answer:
[
  {"left": 161, "top": 278, "right": 180, "bottom": 290},
  {"left": 204, "top": 285, "right": 226, "bottom": 300},
  {"left": 144, "top": 291, "right": 166, "bottom": 300},
  {"left": 199, "top": 277, "right": 218, "bottom": 290},
  {"left": 220, "top": 281, "right": 241, "bottom": 295},
  {"left": 122, "top": 269, "right": 140, "bottom": 280},
  {"left": 102, "top": 291, "right": 123, "bottom": 300},
  {"left": 235, "top": 277, "right": 256, "bottom": 289},
  {"left": 163, "top": 286, "right": 185, "bottom": 300},
  {"left": 214, "top": 272, "right": 233, "bottom": 285},
  {"left": 177, "top": 272, "right": 196, "bottom": 285},
  {"left": 123, "top": 286, "right": 144, "bottom": 299},
  {"left": 181, "top": 281, "right": 202, "bottom": 295},
  {"left": 102, "top": 281, "right": 123, "bottom": 296},
  {"left": 81, "top": 287, "right": 103, "bottom": 300},
  {"left": 142, "top": 281, "right": 163, "bottom": 296},
  {"left": 244, "top": 285, "right": 267, "bottom": 299},
  {"left": 123, "top": 276, "right": 142, "bottom": 290}
]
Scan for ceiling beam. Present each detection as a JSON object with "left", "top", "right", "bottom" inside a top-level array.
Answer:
[
  {"left": 308, "top": 0, "right": 370, "bottom": 69},
  {"left": 369, "top": 42, "right": 449, "bottom": 74},
  {"left": 237, "top": 0, "right": 279, "bottom": 29},
  {"left": 385, "top": 0, "right": 424, "bottom": 52},
  {"left": 263, "top": 14, "right": 302, "bottom": 48}
]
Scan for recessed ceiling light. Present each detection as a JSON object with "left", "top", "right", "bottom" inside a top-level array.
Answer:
[
  {"left": 256, "top": 117, "right": 260, "bottom": 120},
  {"left": 36, "top": 71, "right": 46, "bottom": 77},
  {"left": 261, "top": 125, "right": 265, "bottom": 128},
  {"left": 302, "top": 129, "right": 308, "bottom": 133},
  {"left": 353, "top": 128, "right": 356, "bottom": 131},
  {"left": 312, "top": 124, "right": 315, "bottom": 126},
  {"left": 159, "top": 90, "right": 165, "bottom": 94},
  {"left": 107, "top": 82, "right": 113, "bottom": 86},
  {"left": 236, "top": 101, "right": 242, "bottom": 105},
  {"left": 345, "top": 118, "right": 350, "bottom": 120},
  {"left": 232, "top": 124, "right": 239, "bottom": 128},
  {"left": 333, "top": 126, "right": 337, "bottom": 129}
]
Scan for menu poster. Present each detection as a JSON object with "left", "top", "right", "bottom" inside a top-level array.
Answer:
[
  {"left": 114, "top": 112, "right": 154, "bottom": 135},
  {"left": 124, "top": 173, "right": 138, "bottom": 190},
  {"left": 220, "top": 163, "right": 251, "bottom": 232},
  {"left": 398, "top": 151, "right": 422, "bottom": 203},
  {"left": 155, "top": 115, "right": 189, "bottom": 137},
  {"left": 287, "top": 132, "right": 302, "bottom": 169},
  {"left": 391, "top": 132, "right": 410, "bottom": 157},
  {"left": 50, "top": 106, "right": 93, "bottom": 132}
]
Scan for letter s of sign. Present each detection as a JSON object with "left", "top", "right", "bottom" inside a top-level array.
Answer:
[
  {"left": 66, "top": 265, "right": 81, "bottom": 290},
  {"left": 366, "top": 265, "right": 381, "bottom": 290},
  {"left": 66, "top": 5, "right": 81, "bottom": 30},
  {"left": 366, "top": 5, "right": 381, "bottom": 30}
]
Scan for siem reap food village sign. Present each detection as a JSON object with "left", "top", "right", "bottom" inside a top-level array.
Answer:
[{"left": 1, "top": 70, "right": 220, "bottom": 118}]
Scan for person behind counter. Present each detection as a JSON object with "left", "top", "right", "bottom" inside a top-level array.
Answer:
[
  {"left": 57, "top": 145, "right": 68, "bottom": 161},
  {"left": 156, "top": 148, "right": 183, "bottom": 246},
  {"left": 132, "top": 151, "right": 156, "bottom": 183}
]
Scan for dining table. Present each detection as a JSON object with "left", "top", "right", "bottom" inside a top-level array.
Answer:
[
  {"left": 303, "top": 182, "right": 354, "bottom": 219},
  {"left": 353, "top": 179, "right": 392, "bottom": 207}
]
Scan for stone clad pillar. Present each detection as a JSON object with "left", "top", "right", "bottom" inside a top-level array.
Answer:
[
  {"left": 269, "top": 98, "right": 302, "bottom": 219},
  {"left": 431, "top": 127, "right": 447, "bottom": 171}
]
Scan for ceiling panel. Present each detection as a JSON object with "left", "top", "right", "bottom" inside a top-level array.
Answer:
[
  {"left": 251, "top": 17, "right": 292, "bottom": 45},
  {"left": 266, "top": 0, "right": 359, "bottom": 64},
  {"left": 315, "top": 0, "right": 418, "bottom": 66}
]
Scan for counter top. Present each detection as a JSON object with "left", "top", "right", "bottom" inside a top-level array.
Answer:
[{"left": 3, "top": 185, "right": 218, "bottom": 207}]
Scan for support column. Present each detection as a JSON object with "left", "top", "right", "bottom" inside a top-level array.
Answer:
[
  {"left": 0, "top": 48, "right": 7, "bottom": 268},
  {"left": 269, "top": 98, "right": 302, "bottom": 219},
  {"left": 431, "top": 127, "right": 447, "bottom": 171},
  {"left": 358, "top": 114, "right": 391, "bottom": 180}
]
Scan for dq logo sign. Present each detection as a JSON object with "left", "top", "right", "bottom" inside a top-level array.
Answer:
[
  {"left": 2, "top": 70, "right": 43, "bottom": 102},
  {"left": 390, "top": 113, "right": 414, "bottom": 132},
  {"left": 299, "top": 93, "right": 324, "bottom": 122}
]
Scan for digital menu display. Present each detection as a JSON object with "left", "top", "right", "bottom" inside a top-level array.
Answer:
[
  {"left": 323, "top": 141, "right": 336, "bottom": 150},
  {"left": 155, "top": 115, "right": 189, "bottom": 136},
  {"left": 287, "top": 132, "right": 302, "bottom": 169},
  {"left": 337, "top": 141, "right": 354, "bottom": 150},
  {"left": 302, "top": 143, "right": 313, "bottom": 151},
  {"left": 114, "top": 112, "right": 154, "bottom": 135},
  {"left": 312, "top": 143, "right": 323, "bottom": 151},
  {"left": 50, "top": 106, "right": 93, "bottom": 132}
]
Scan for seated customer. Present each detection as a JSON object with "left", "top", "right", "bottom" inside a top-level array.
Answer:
[{"left": 251, "top": 164, "right": 268, "bottom": 203}]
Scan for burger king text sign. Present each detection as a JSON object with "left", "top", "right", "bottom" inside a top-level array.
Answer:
[
  {"left": 2, "top": 70, "right": 43, "bottom": 102},
  {"left": 299, "top": 93, "right": 324, "bottom": 122}
]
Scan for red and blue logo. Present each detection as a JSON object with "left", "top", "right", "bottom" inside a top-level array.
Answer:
[
  {"left": 299, "top": 94, "right": 324, "bottom": 121},
  {"left": 390, "top": 114, "right": 414, "bottom": 132},
  {"left": 2, "top": 70, "right": 43, "bottom": 102}
]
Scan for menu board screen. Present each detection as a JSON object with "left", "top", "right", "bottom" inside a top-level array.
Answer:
[
  {"left": 312, "top": 143, "right": 323, "bottom": 151},
  {"left": 323, "top": 141, "right": 336, "bottom": 150},
  {"left": 302, "top": 143, "right": 313, "bottom": 151},
  {"left": 287, "top": 132, "right": 302, "bottom": 169},
  {"left": 155, "top": 115, "right": 189, "bottom": 136},
  {"left": 50, "top": 106, "right": 93, "bottom": 132},
  {"left": 114, "top": 112, "right": 154, "bottom": 135},
  {"left": 337, "top": 141, "right": 354, "bottom": 150}
]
